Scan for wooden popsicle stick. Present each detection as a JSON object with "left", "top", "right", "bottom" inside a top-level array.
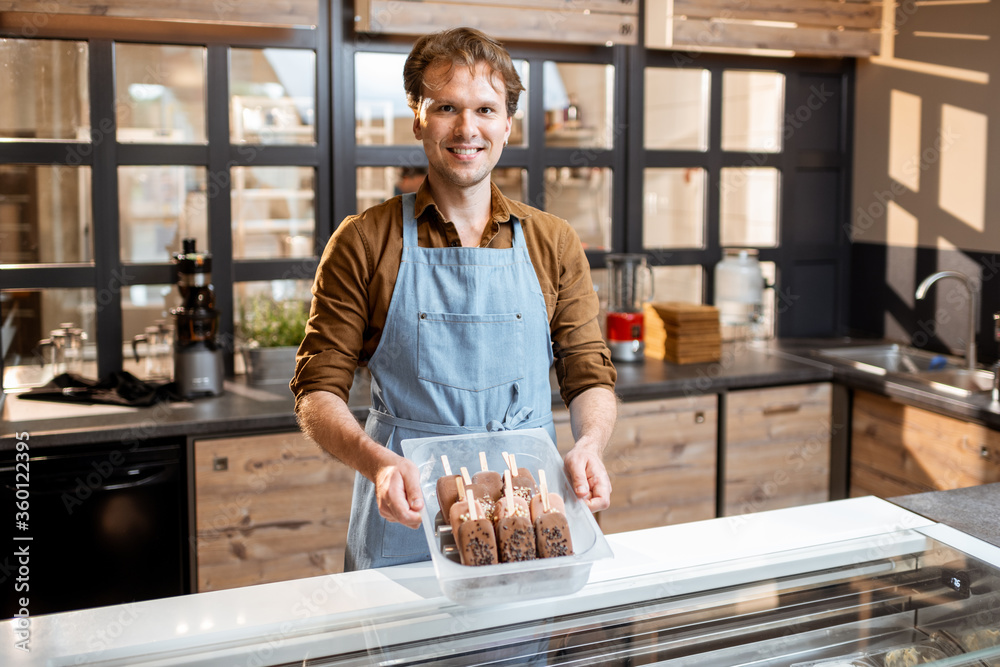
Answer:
[
  {"left": 468, "top": 494, "right": 479, "bottom": 521},
  {"left": 460, "top": 466, "right": 472, "bottom": 485},
  {"left": 441, "top": 454, "right": 452, "bottom": 477},
  {"left": 479, "top": 451, "right": 489, "bottom": 473},
  {"left": 501, "top": 451, "right": 511, "bottom": 470},
  {"left": 503, "top": 469, "right": 514, "bottom": 514},
  {"left": 538, "top": 469, "right": 550, "bottom": 513},
  {"left": 509, "top": 454, "right": 519, "bottom": 477},
  {"left": 456, "top": 476, "right": 466, "bottom": 502}
]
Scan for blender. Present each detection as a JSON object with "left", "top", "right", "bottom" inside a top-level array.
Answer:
[
  {"left": 171, "top": 238, "right": 224, "bottom": 398},
  {"left": 605, "top": 253, "right": 654, "bottom": 362}
]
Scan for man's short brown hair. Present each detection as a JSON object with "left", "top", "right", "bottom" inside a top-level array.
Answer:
[{"left": 403, "top": 27, "right": 524, "bottom": 118}]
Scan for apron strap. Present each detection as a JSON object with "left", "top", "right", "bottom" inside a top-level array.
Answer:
[{"left": 402, "top": 193, "right": 418, "bottom": 248}]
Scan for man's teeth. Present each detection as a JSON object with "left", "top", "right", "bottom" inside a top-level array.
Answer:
[{"left": 452, "top": 148, "right": 478, "bottom": 155}]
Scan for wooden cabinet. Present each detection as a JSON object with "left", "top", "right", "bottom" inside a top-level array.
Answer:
[
  {"left": 192, "top": 431, "right": 354, "bottom": 592},
  {"left": 723, "top": 383, "right": 832, "bottom": 516},
  {"left": 554, "top": 394, "right": 718, "bottom": 535},
  {"left": 851, "top": 390, "right": 1000, "bottom": 498}
]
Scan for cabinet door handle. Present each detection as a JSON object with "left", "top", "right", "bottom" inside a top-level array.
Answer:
[
  {"left": 213, "top": 456, "right": 229, "bottom": 471},
  {"left": 694, "top": 411, "right": 705, "bottom": 424},
  {"left": 763, "top": 404, "right": 802, "bottom": 417}
]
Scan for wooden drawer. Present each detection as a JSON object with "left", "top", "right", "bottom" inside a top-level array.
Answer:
[
  {"left": 193, "top": 431, "right": 354, "bottom": 592},
  {"left": 724, "top": 383, "right": 832, "bottom": 516},
  {"left": 555, "top": 394, "right": 718, "bottom": 534},
  {"left": 851, "top": 390, "right": 1000, "bottom": 498}
]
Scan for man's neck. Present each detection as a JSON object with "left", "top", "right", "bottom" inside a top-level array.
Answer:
[{"left": 427, "top": 177, "right": 493, "bottom": 247}]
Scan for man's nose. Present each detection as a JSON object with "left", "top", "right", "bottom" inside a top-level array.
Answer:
[{"left": 453, "top": 110, "right": 477, "bottom": 139}]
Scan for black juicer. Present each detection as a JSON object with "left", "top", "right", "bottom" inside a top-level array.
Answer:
[{"left": 172, "top": 238, "right": 224, "bottom": 398}]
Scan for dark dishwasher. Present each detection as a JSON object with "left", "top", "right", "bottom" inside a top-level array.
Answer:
[{"left": 1, "top": 438, "right": 189, "bottom": 617}]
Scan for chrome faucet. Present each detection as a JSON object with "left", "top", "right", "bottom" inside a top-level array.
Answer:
[{"left": 915, "top": 270, "right": 980, "bottom": 371}]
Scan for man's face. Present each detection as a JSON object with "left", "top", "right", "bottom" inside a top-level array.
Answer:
[{"left": 413, "top": 61, "right": 512, "bottom": 191}]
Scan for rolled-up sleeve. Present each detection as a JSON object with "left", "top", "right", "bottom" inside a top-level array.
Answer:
[
  {"left": 549, "top": 224, "right": 616, "bottom": 406},
  {"left": 291, "top": 215, "right": 371, "bottom": 412}
]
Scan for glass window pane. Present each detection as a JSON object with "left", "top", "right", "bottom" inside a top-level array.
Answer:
[
  {"left": 544, "top": 167, "right": 612, "bottom": 251},
  {"left": 1, "top": 165, "right": 92, "bottom": 265},
  {"left": 115, "top": 44, "right": 207, "bottom": 144},
  {"left": 545, "top": 62, "right": 614, "bottom": 150},
  {"left": 0, "top": 39, "right": 89, "bottom": 141},
  {"left": 230, "top": 48, "right": 316, "bottom": 145},
  {"left": 2, "top": 287, "right": 96, "bottom": 389},
  {"left": 356, "top": 166, "right": 400, "bottom": 212},
  {"left": 122, "top": 283, "right": 174, "bottom": 381},
  {"left": 233, "top": 279, "right": 311, "bottom": 377},
  {"left": 493, "top": 167, "right": 527, "bottom": 203},
  {"left": 651, "top": 265, "right": 703, "bottom": 304},
  {"left": 355, "top": 52, "right": 417, "bottom": 146},
  {"left": 119, "top": 166, "right": 208, "bottom": 263},
  {"left": 642, "top": 168, "right": 705, "bottom": 249},
  {"left": 509, "top": 60, "right": 528, "bottom": 148},
  {"left": 720, "top": 167, "right": 780, "bottom": 248},
  {"left": 722, "top": 71, "right": 785, "bottom": 153},
  {"left": 232, "top": 166, "right": 315, "bottom": 259},
  {"left": 644, "top": 68, "right": 710, "bottom": 151}
]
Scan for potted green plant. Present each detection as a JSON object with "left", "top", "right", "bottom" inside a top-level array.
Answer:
[{"left": 237, "top": 295, "right": 310, "bottom": 386}]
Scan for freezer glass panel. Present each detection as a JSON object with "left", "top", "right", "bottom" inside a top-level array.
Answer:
[{"left": 297, "top": 531, "right": 1000, "bottom": 667}]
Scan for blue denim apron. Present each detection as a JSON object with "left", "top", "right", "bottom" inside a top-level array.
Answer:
[{"left": 345, "top": 193, "right": 555, "bottom": 571}]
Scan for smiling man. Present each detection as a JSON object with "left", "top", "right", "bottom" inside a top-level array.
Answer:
[{"left": 292, "top": 27, "right": 618, "bottom": 571}]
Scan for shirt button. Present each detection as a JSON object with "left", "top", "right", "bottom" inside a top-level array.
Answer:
[{"left": 450, "top": 240, "right": 460, "bottom": 247}]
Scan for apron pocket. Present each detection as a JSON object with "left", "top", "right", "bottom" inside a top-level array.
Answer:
[{"left": 418, "top": 311, "right": 525, "bottom": 392}]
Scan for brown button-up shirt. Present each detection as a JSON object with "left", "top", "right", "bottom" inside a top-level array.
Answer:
[{"left": 291, "top": 181, "right": 616, "bottom": 412}]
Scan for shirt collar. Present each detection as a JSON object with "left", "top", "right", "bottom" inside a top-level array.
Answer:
[{"left": 413, "top": 180, "right": 534, "bottom": 228}]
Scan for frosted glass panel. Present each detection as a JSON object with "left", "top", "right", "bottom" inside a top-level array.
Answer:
[
  {"left": 493, "top": 167, "right": 527, "bottom": 203},
  {"left": 230, "top": 48, "right": 316, "bottom": 145},
  {"left": 651, "top": 265, "right": 703, "bottom": 304},
  {"left": 720, "top": 167, "right": 780, "bottom": 248},
  {"left": 119, "top": 166, "right": 208, "bottom": 262},
  {"left": 544, "top": 167, "right": 611, "bottom": 251},
  {"left": 545, "top": 62, "right": 614, "bottom": 150},
  {"left": 115, "top": 44, "right": 207, "bottom": 144},
  {"left": 0, "top": 39, "right": 89, "bottom": 141},
  {"left": 722, "top": 71, "right": 785, "bottom": 153},
  {"left": 643, "top": 168, "right": 705, "bottom": 249},
  {"left": 232, "top": 166, "right": 315, "bottom": 259},
  {"left": 644, "top": 68, "right": 710, "bottom": 151},
  {"left": 0, "top": 165, "right": 92, "bottom": 265}
]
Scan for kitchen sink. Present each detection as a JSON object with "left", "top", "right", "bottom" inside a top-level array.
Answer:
[
  {"left": 812, "top": 343, "right": 996, "bottom": 397},
  {"left": 813, "top": 343, "right": 960, "bottom": 374},
  {"left": 915, "top": 368, "right": 996, "bottom": 397}
]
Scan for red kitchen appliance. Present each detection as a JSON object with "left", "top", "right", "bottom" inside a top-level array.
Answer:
[{"left": 605, "top": 253, "right": 654, "bottom": 362}]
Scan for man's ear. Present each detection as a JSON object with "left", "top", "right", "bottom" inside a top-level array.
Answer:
[{"left": 412, "top": 111, "right": 422, "bottom": 140}]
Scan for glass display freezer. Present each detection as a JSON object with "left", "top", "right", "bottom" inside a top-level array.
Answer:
[{"left": 3, "top": 497, "right": 1000, "bottom": 666}]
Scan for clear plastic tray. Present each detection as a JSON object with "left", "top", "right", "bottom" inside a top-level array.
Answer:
[{"left": 400, "top": 428, "right": 613, "bottom": 606}]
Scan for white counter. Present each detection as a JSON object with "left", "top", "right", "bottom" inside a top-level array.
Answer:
[{"left": 3, "top": 497, "right": 981, "bottom": 666}]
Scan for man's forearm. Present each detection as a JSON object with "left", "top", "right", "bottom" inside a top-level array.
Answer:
[
  {"left": 296, "top": 390, "right": 394, "bottom": 483},
  {"left": 567, "top": 386, "right": 618, "bottom": 452}
]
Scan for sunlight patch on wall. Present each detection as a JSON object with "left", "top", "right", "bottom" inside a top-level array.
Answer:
[
  {"left": 888, "top": 90, "right": 922, "bottom": 192},
  {"left": 887, "top": 200, "right": 918, "bottom": 248},
  {"left": 939, "top": 104, "right": 988, "bottom": 232}
]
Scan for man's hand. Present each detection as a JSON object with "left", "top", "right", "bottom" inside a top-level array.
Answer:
[
  {"left": 563, "top": 438, "right": 612, "bottom": 512},
  {"left": 563, "top": 386, "right": 617, "bottom": 512},
  {"left": 374, "top": 455, "right": 424, "bottom": 529}
]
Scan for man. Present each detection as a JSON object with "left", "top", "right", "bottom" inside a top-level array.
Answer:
[{"left": 293, "top": 27, "right": 617, "bottom": 571}]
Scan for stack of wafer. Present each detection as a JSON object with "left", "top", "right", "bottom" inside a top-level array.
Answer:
[{"left": 643, "top": 301, "right": 721, "bottom": 364}]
